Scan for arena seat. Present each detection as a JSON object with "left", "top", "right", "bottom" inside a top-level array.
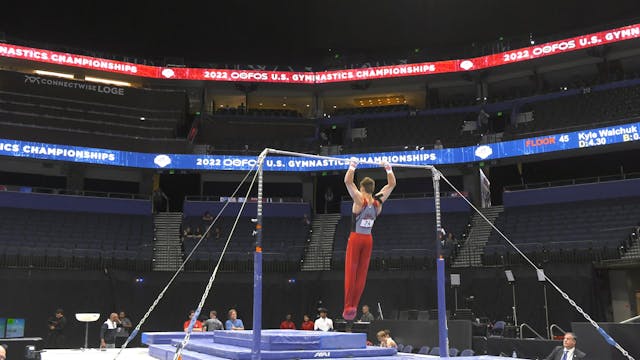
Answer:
[
  {"left": 332, "top": 211, "right": 469, "bottom": 270},
  {"left": 0, "top": 207, "right": 153, "bottom": 270},
  {"left": 181, "top": 216, "right": 309, "bottom": 271},
  {"left": 196, "top": 117, "right": 317, "bottom": 154},
  {"left": 340, "top": 79, "right": 640, "bottom": 154},
  {"left": 344, "top": 112, "right": 480, "bottom": 153},
  {"left": 484, "top": 197, "right": 640, "bottom": 265},
  {"left": 508, "top": 82, "right": 640, "bottom": 138},
  {"left": 0, "top": 69, "right": 187, "bottom": 143}
]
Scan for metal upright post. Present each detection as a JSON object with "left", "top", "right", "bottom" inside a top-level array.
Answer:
[
  {"left": 252, "top": 152, "right": 266, "bottom": 360},
  {"left": 84, "top": 322, "right": 89, "bottom": 349},
  {"left": 454, "top": 287, "right": 459, "bottom": 312},
  {"left": 543, "top": 283, "right": 550, "bottom": 339},
  {"left": 432, "top": 169, "right": 449, "bottom": 358},
  {"left": 512, "top": 283, "right": 518, "bottom": 327}
]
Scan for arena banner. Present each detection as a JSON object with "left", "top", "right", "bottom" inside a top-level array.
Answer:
[
  {"left": 0, "top": 121, "right": 638, "bottom": 171},
  {"left": 0, "top": 24, "right": 638, "bottom": 83}
]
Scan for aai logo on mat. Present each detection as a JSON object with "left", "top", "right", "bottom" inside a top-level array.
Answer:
[
  {"left": 154, "top": 154, "right": 172, "bottom": 168},
  {"left": 474, "top": 145, "right": 493, "bottom": 160}
]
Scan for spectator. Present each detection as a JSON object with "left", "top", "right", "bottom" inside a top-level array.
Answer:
[
  {"left": 314, "top": 308, "right": 333, "bottom": 332},
  {"left": 320, "top": 131, "right": 329, "bottom": 146},
  {"left": 202, "top": 211, "right": 214, "bottom": 222},
  {"left": 46, "top": 308, "right": 67, "bottom": 348},
  {"left": 377, "top": 329, "right": 397, "bottom": 348},
  {"left": 446, "top": 232, "right": 457, "bottom": 247},
  {"left": 203, "top": 310, "right": 224, "bottom": 331},
  {"left": 545, "top": 332, "right": 585, "bottom": 360},
  {"left": 183, "top": 226, "right": 193, "bottom": 237},
  {"left": 183, "top": 310, "right": 203, "bottom": 332},
  {"left": 302, "top": 214, "right": 311, "bottom": 226},
  {"left": 118, "top": 311, "right": 133, "bottom": 338},
  {"left": 438, "top": 228, "right": 447, "bottom": 247},
  {"left": 100, "top": 313, "right": 121, "bottom": 349},
  {"left": 434, "top": 139, "right": 443, "bottom": 149},
  {"left": 225, "top": 309, "right": 244, "bottom": 330},
  {"left": 300, "top": 314, "right": 314, "bottom": 331},
  {"left": 359, "top": 305, "right": 374, "bottom": 322},
  {"left": 323, "top": 187, "right": 334, "bottom": 214},
  {"left": 279, "top": 314, "right": 296, "bottom": 330},
  {"left": 214, "top": 226, "right": 222, "bottom": 239},
  {"left": 478, "top": 109, "right": 490, "bottom": 132},
  {"left": 152, "top": 188, "right": 168, "bottom": 213},
  {"left": 195, "top": 227, "right": 202, "bottom": 237},
  {"left": 0, "top": 344, "right": 5, "bottom": 360}
]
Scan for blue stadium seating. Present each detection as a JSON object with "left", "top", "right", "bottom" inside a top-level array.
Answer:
[
  {"left": 0, "top": 91, "right": 181, "bottom": 139},
  {"left": 181, "top": 216, "right": 310, "bottom": 271},
  {"left": 0, "top": 207, "right": 153, "bottom": 270},
  {"left": 483, "top": 197, "right": 640, "bottom": 265},
  {"left": 332, "top": 212, "right": 470, "bottom": 270}
]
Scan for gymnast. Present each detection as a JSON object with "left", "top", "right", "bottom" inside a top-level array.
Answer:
[{"left": 342, "top": 159, "right": 396, "bottom": 320}]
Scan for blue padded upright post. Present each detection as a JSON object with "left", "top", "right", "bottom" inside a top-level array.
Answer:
[
  {"left": 252, "top": 158, "right": 265, "bottom": 360},
  {"left": 436, "top": 257, "right": 449, "bottom": 357},
  {"left": 432, "top": 170, "right": 450, "bottom": 358}
]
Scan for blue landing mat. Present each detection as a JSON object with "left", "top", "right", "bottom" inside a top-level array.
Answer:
[
  {"left": 149, "top": 344, "right": 224, "bottom": 360},
  {"left": 148, "top": 344, "right": 526, "bottom": 360},
  {"left": 172, "top": 339, "right": 396, "bottom": 360},
  {"left": 142, "top": 331, "right": 213, "bottom": 345},
  {"left": 212, "top": 330, "right": 366, "bottom": 350}
]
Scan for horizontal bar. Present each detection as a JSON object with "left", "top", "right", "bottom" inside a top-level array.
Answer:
[{"left": 265, "top": 148, "right": 434, "bottom": 170}]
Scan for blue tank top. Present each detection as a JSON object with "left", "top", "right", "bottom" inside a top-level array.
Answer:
[{"left": 351, "top": 199, "right": 379, "bottom": 235}]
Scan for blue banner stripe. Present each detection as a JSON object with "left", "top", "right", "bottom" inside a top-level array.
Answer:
[{"left": 0, "top": 121, "right": 638, "bottom": 171}]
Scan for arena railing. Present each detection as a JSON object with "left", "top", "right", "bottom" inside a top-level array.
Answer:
[
  {"left": 0, "top": 184, "right": 150, "bottom": 200},
  {"left": 184, "top": 195, "right": 305, "bottom": 203},
  {"left": 503, "top": 172, "right": 640, "bottom": 192}
]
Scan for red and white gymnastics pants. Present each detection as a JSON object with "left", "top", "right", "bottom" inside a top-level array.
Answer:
[{"left": 343, "top": 232, "right": 373, "bottom": 320}]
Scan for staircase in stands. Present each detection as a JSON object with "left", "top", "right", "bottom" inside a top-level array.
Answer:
[
  {"left": 452, "top": 206, "right": 504, "bottom": 268},
  {"left": 300, "top": 213, "right": 342, "bottom": 271},
  {"left": 621, "top": 229, "right": 640, "bottom": 260},
  {"left": 152, "top": 212, "right": 184, "bottom": 271}
]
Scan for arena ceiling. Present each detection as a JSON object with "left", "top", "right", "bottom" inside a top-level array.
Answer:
[{"left": 1, "top": 0, "right": 638, "bottom": 66}]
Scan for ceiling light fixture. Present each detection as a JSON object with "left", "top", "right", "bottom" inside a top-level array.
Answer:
[
  {"left": 84, "top": 76, "right": 131, "bottom": 87},
  {"left": 34, "top": 70, "right": 74, "bottom": 79}
]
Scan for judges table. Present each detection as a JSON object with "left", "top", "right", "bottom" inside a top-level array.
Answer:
[
  {"left": 365, "top": 320, "right": 472, "bottom": 350},
  {"left": 477, "top": 336, "right": 561, "bottom": 358}
]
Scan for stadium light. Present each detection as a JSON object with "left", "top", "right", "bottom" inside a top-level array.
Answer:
[
  {"left": 34, "top": 70, "right": 74, "bottom": 79},
  {"left": 504, "top": 270, "right": 515, "bottom": 282},
  {"left": 84, "top": 76, "right": 131, "bottom": 87}
]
